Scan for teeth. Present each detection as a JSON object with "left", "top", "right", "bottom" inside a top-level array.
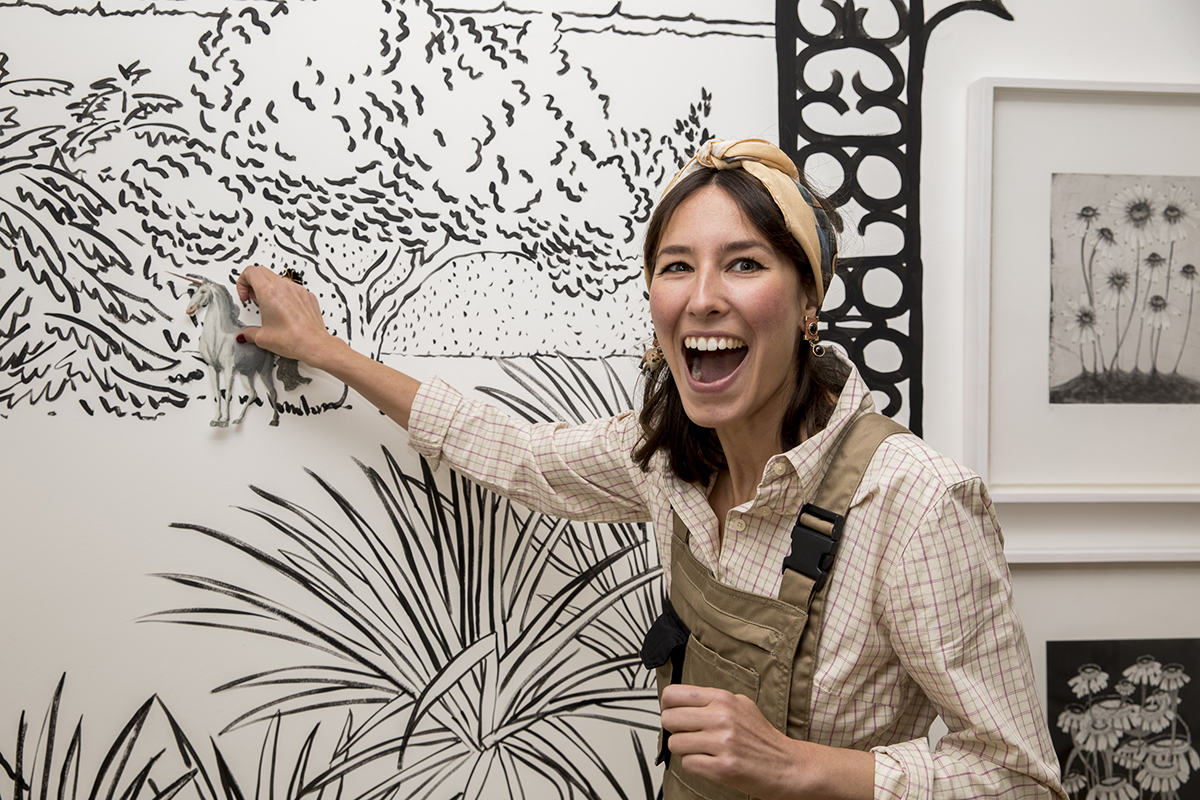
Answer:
[{"left": 684, "top": 336, "right": 746, "bottom": 351}]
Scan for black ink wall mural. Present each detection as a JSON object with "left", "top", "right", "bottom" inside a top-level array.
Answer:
[
  {"left": 777, "top": 0, "right": 1013, "bottom": 434},
  {"left": 2, "top": 1, "right": 1017, "bottom": 798}
]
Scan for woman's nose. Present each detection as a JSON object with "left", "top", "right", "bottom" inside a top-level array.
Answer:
[{"left": 687, "top": 267, "right": 728, "bottom": 316}]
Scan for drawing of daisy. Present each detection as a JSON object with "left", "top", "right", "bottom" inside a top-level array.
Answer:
[
  {"left": 1136, "top": 737, "right": 1200, "bottom": 794},
  {"left": 1161, "top": 663, "right": 1192, "bottom": 692},
  {"left": 1087, "top": 777, "right": 1137, "bottom": 800},
  {"left": 1058, "top": 703, "right": 1089, "bottom": 735},
  {"left": 1125, "top": 655, "right": 1164, "bottom": 687},
  {"left": 1160, "top": 184, "right": 1198, "bottom": 243},
  {"left": 1109, "top": 185, "right": 1161, "bottom": 249},
  {"left": 1090, "top": 225, "right": 1120, "bottom": 255},
  {"left": 1100, "top": 268, "right": 1134, "bottom": 311},
  {"left": 1061, "top": 772, "right": 1087, "bottom": 795},
  {"left": 1143, "top": 252, "right": 1168, "bottom": 284},
  {"left": 1140, "top": 690, "right": 1177, "bottom": 733},
  {"left": 1142, "top": 295, "right": 1178, "bottom": 329},
  {"left": 1068, "top": 204, "right": 1102, "bottom": 236},
  {"left": 1063, "top": 295, "right": 1104, "bottom": 372},
  {"left": 1070, "top": 664, "right": 1111, "bottom": 697},
  {"left": 1075, "top": 698, "right": 1137, "bottom": 752},
  {"left": 1114, "top": 738, "right": 1147, "bottom": 770}
]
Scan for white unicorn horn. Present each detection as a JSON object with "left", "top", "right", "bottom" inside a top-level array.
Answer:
[{"left": 167, "top": 271, "right": 205, "bottom": 285}]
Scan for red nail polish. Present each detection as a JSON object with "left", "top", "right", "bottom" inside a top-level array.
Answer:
[{"left": 236, "top": 334, "right": 246, "bottom": 344}]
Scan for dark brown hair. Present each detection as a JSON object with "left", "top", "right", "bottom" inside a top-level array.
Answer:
[{"left": 632, "top": 167, "right": 850, "bottom": 485}]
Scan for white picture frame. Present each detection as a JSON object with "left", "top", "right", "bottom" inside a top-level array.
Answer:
[{"left": 964, "top": 78, "right": 1200, "bottom": 505}]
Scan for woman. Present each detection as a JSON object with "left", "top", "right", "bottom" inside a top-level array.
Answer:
[{"left": 235, "top": 139, "right": 1065, "bottom": 800}]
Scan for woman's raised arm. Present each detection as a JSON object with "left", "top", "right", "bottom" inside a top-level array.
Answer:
[{"left": 234, "top": 265, "right": 422, "bottom": 429}]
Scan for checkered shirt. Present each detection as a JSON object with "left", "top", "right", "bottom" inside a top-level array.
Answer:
[{"left": 408, "top": 358, "right": 1066, "bottom": 799}]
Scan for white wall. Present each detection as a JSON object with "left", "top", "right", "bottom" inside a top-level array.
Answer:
[{"left": 916, "top": 0, "right": 1200, "bottom": 707}]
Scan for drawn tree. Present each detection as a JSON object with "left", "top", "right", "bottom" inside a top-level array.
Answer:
[
  {"left": 0, "top": 117, "right": 195, "bottom": 416},
  {"left": 108, "top": 0, "right": 707, "bottom": 358}
]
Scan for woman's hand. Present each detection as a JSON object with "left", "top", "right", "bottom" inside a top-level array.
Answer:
[
  {"left": 235, "top": 265, "right": 338, "bottom": 367},
  {"left": 660, "top": 684, "right": 873, "bottom": 800},
  {"left": 234, "top": 265, "right": 422, "bottom": 428}
]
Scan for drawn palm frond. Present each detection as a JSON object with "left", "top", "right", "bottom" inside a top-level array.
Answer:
[
  {"left": 479, "top": 353, "right": 662, "bottom": 687},
  {"left": 154, "top": 445, "right": 660, "bottom": 798}
]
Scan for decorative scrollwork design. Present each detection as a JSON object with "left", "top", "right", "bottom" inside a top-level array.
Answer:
[{"left": 777, "top": 0, "right": 1012, "bottom": 433}]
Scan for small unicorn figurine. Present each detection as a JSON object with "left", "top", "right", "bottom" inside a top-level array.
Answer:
[{"left": 180, "top": 276, "right": 280, "bottom": 427}]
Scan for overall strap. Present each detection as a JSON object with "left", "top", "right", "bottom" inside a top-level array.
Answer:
[
  {"left": 782, "top": 412, "right": 909, "bottom": 594},
  {"left": 781, "top": 411, "right": 909, "bottom": 741}
]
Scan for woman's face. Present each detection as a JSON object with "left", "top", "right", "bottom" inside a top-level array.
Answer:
[{"left": 649, "top": 185, "right": 816, "bottom": 440}]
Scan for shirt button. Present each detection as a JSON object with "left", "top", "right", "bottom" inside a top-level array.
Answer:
[
  {"left": 729, "top": 518, "right": 747, "bottom": 532},
  {"left": 772, "top": 462, "right": 788, "bottom": 476}
]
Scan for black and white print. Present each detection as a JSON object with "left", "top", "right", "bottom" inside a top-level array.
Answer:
[{"left": 1050, "top": 173, "right": 1200, "bottom": 404}]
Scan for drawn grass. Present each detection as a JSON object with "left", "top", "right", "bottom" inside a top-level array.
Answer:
[{"left": 0, "top": 675, "right": 348, "bottom": 800}]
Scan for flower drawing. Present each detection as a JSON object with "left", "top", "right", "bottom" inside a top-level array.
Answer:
[
  {"left": 1109, "top": 185, "right": 1160, "bottom": 249},
  {"left": 1071, "top": 664, "right": 1111, "bottom": 697},
  {"left": 1125, "top": 655, "right": 1164, "bottom": 687},
  {"left": 1088, "top": 777, "right": 1138, "bottom": 800},
  {"left": 1100, "top": 268, "right": 1133, "bottom": 311},
  {"left": 1160, "top": 185, "right": 1198, "bottom": 243},
  {"left": 1142, "top": 295, "right": 1178, "bottom": 331},
  {"left": 1051, "top": 175, "right": 1200, "bottom": 402},
  {"left": 1136, "top": 738, "right": 1200, "bottom": 794},
  {"left": 1064, "top": 296, "right": 1101, "bottom": 343},
  {"left": 1162, "top": 664, "right": 1192, "bottom": 692},
  {"left": 1143, "top": 252, "right": 1168, "bottom": 283},
  {"left": 1055, "top": 652, "right": 1195, "bottom": 800},
  {"left": 1141, "top": 691, "right": 1177, "bottom": 734}
]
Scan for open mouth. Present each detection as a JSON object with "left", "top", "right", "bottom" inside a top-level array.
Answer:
[{"left": 684, "top": 336, "right": 748, "bottom": 383}]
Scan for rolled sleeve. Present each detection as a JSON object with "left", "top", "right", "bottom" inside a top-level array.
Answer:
[
  {"left": 407, "top": 377, "right": 466, "bottom": 472},
  {"left": 406, "top": 376, "right": 651, "bottom": 523}
]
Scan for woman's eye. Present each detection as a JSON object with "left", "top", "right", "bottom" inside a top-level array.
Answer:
[
  {"left": 730, "top": 259, "right": 764, "bottom": 273},
  {"left": 658, "top": 261, "right": 691, "bottom": 275}
]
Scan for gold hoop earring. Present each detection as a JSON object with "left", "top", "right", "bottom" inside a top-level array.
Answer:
[{"left": 804, "top": 315, "right": 825, "bottom": 358}]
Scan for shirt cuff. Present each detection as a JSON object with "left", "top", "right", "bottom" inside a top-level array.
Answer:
[
  {"left": 872, "top": 742, "right": 931, "bottom": 800},
  {"left": 406, "top": 376, "right": 464, "bottom": 472}
]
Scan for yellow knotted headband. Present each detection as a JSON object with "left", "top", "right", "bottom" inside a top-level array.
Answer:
[{"left": 648, "top": 138, "right": 838, "bottom": 308}]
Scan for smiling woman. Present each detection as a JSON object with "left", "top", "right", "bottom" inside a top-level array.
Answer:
[
  {"left": 233, "top": 138, "right": 1067, "bottom": 800},
  {"left": 635, "top": 165, "right": 847, "bottom": 489}
]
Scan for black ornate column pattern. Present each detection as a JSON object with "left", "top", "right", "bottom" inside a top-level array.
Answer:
[{"left": 776, "top": 0, "right": 1012, "bottom": 435}]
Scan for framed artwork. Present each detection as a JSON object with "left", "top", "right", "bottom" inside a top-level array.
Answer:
[
  {"left": 965, "top": 78, "right": 1200, "bottom": 504},
  {"left": 1046, "top": 638, "right": 1199, "bottom": 799}
]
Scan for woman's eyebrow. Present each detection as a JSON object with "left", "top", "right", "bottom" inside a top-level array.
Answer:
[{"left": 656, "top": 239, "right": 771, "bottom": 258}]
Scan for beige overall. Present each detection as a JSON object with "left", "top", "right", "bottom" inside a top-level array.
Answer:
[{"left": 644, "top": 413, "right": 907, "bottom": 800}]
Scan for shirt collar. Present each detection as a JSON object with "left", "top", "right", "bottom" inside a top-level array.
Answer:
[{"left": 765, "top": 350, "right": 876, "bottom": 504}]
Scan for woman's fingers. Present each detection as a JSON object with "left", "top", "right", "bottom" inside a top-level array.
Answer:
[{"left": 234, "top": 266, "right": 331, "bottom": 363}]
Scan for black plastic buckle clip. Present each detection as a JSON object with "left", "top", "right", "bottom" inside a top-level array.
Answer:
[{"left": 781, "top": 503, "right": 844, "bottom": 592}]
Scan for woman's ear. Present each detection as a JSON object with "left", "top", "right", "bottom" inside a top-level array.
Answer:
[{"left": 801, "top": 283, "right": 820, "bottom": 320}]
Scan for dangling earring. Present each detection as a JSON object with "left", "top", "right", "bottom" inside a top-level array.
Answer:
[
  {"left": 641, "top": 337, "right": 666, "bottom": 373},
  {"left": 804, "top": 315, "right": 825, "bottom": 358}
]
